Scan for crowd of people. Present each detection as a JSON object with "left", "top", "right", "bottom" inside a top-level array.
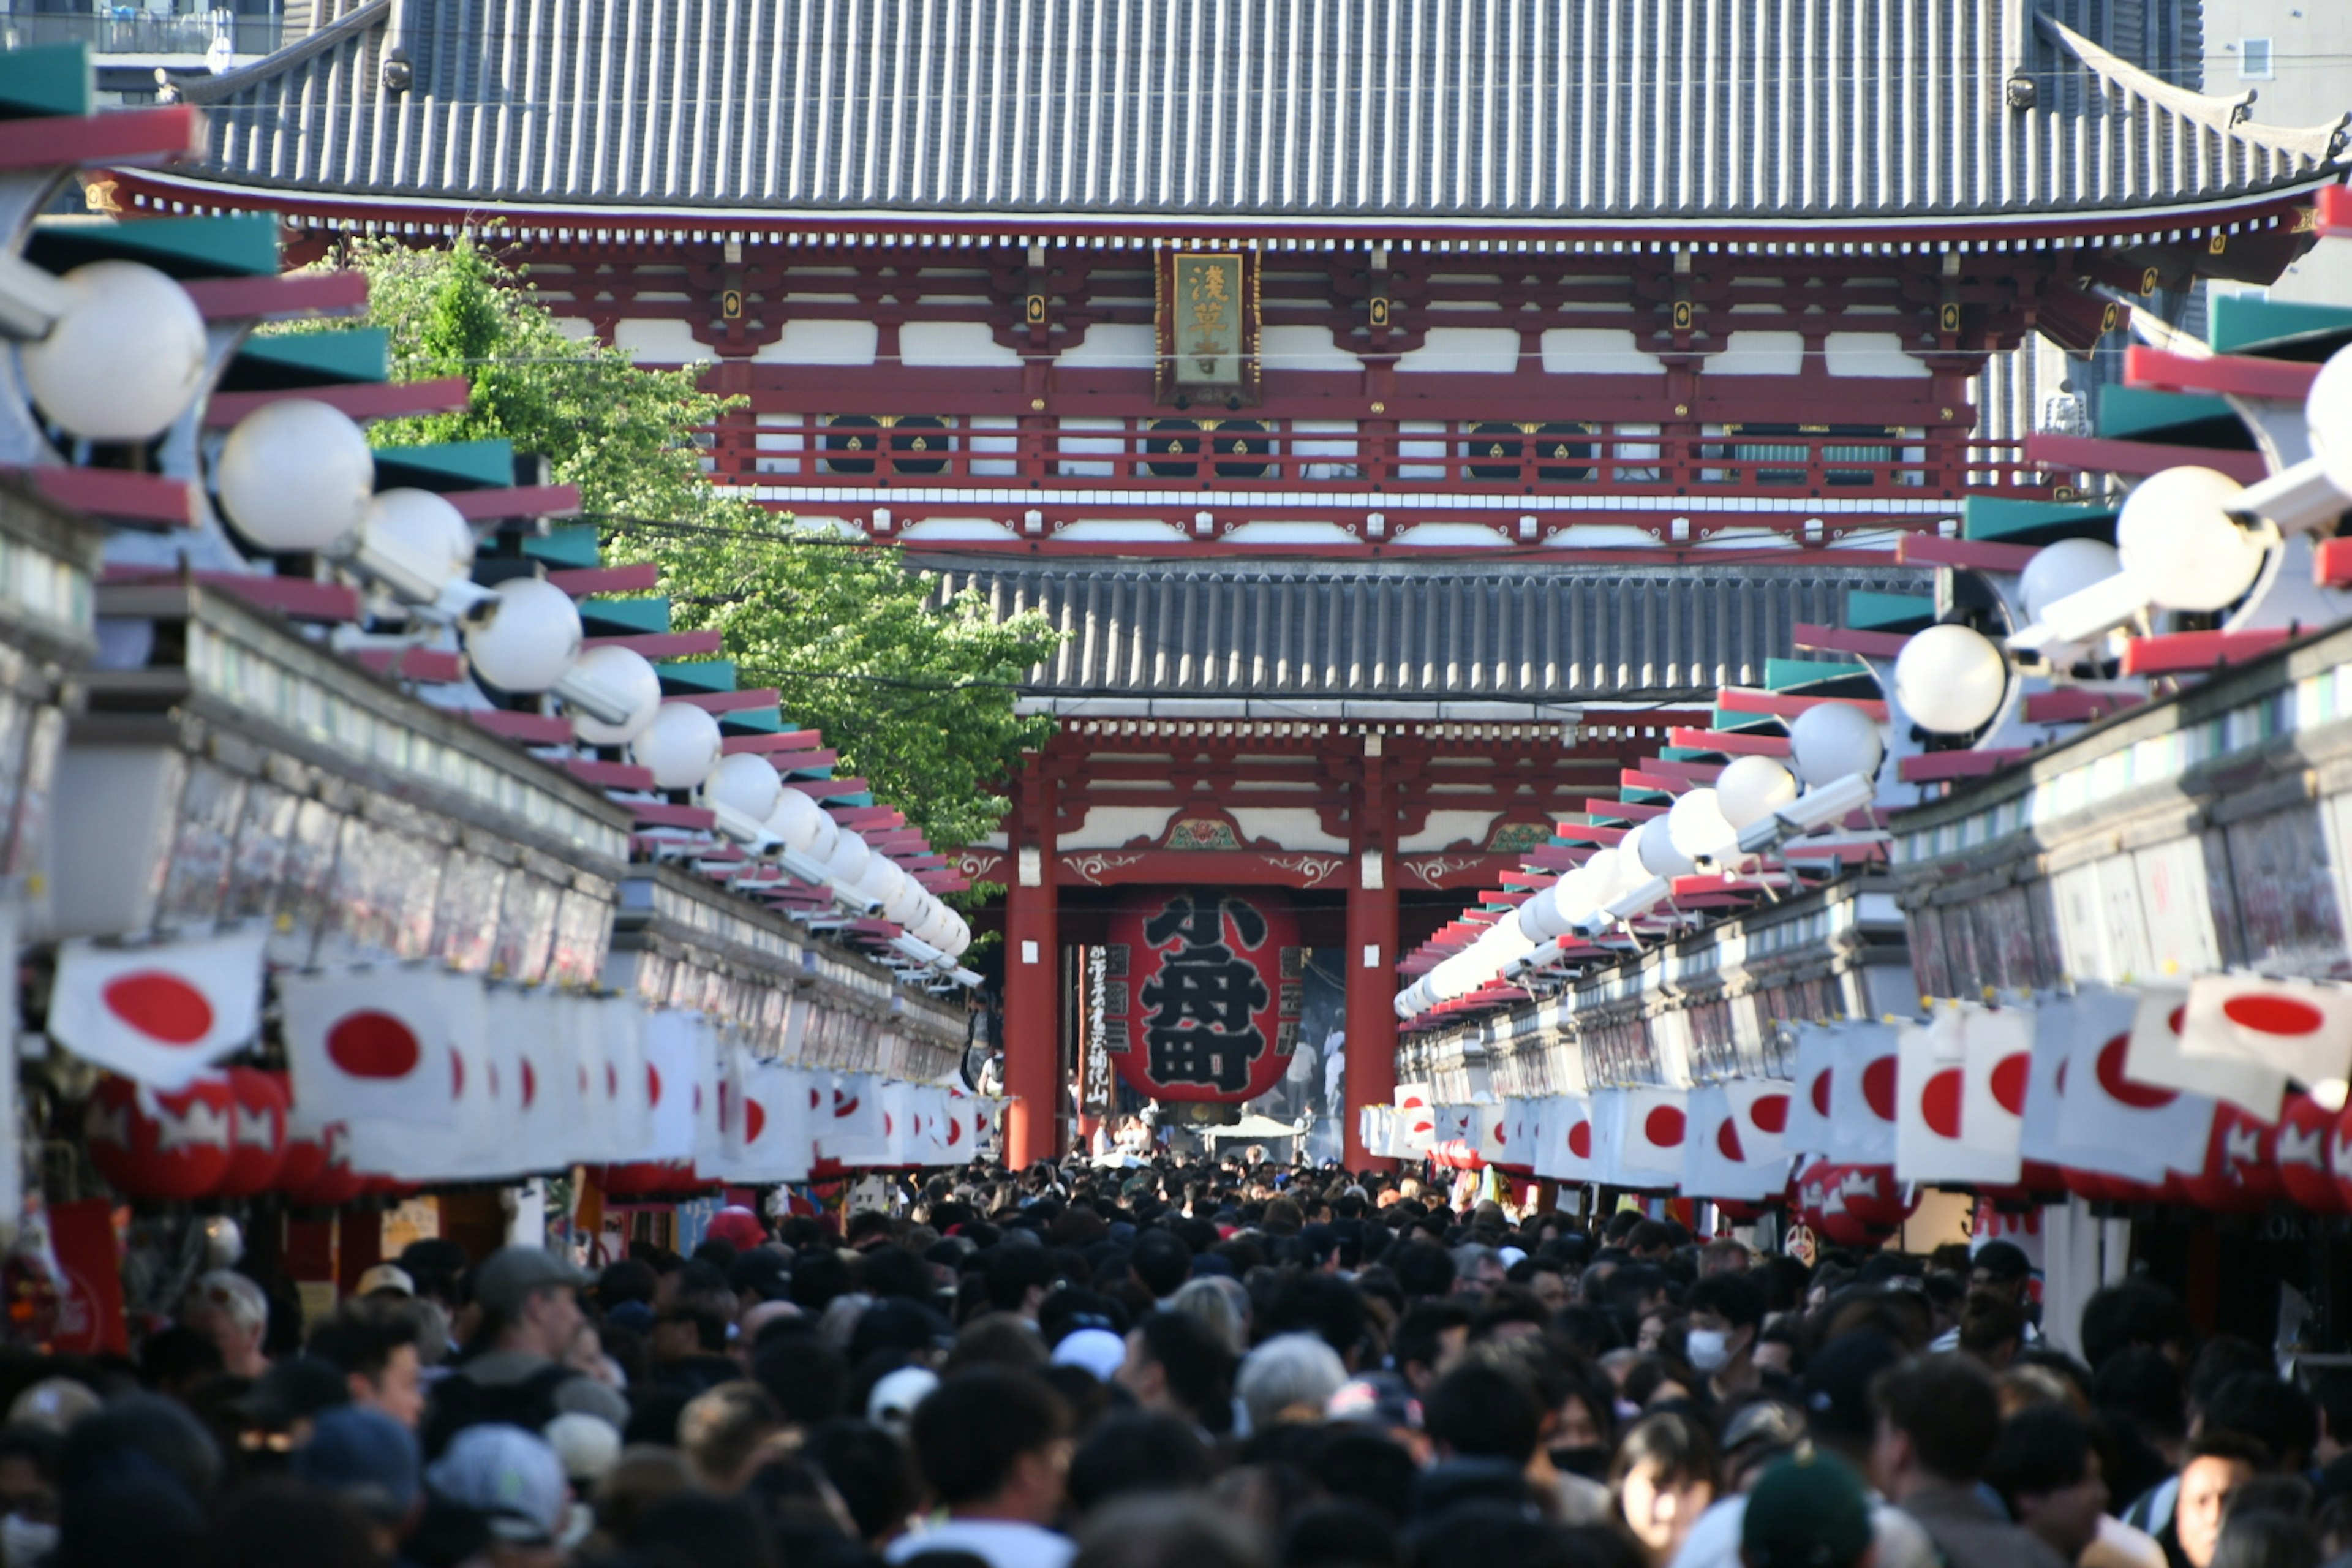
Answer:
[{"left": 8, "top": 1158, "right": 2348, "bottom": 1568}]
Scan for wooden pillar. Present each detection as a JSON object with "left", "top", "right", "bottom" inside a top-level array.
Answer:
[
  {"left": 1003, "top": 765, "right": 1061, "bottom": 1168},
  {"left": 1344, "top": 739, "right": 1398, "bottom": 1171}
]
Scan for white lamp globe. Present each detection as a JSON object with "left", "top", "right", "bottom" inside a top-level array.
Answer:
[
  {"left": 854, "top": 856, "right": 908, "bottom": 911},
  {"left": 568, "top": 646, "right": 664, "bottom": 746},
  {"left": 761, "top": 785, "right": 829, "bottom": 853},
  {"left": 940, "top": 911, "right": 972, "bottom": 957},
  {"left": 2019, "top": 537, "right": 2124, "bottom": 626},
  {"left": 1716, "top": 755, "right": 1800, "bottom": 830},
  {"left": 360, "top": 487, "right": 475, "bottom": 592},
  {"left": 2116, "top": 465, "right": 2266, "bottom": 612},
  {"left": 884, "top": 879, "right": 929, "bottom": 928},
  {"left": 823, "top": 829, "right": 873, "bottom": 889},
  {"left": 1584, "top": 845, "right": 1632, "bottom": 904},
  {"left": 1665, "top": 787, "right": 1737, "bottom": 864},
  {"left": 1639, "top": 812, "right": 1699, "bottom": 877},
  {"left": 215, "top": 398, "right": 376, "bottom": 553},
  {"left": 1430, "top": 952, "right": 1479, "bottom": 1001},
  {"left": 1617, "top": 824, "right": 1667, "bottom": 889},
  {"left": 2307, "top": 342, "right": 2352, "bottom": 496},
  {"left": 21, "top": 260, "right": 208, "bottom": 442},
  {"left": 628, "top": 701, "right": 724, "bottom": 790},
  {"left": 1788, "top": 701, "right": 1885, "bottom": 788},
  {"left": 1515, "top": 892, "right": 1564, "bottom": 943},
  {"left": 1893, "top": 624, "right": 2009, "bottom": 735},
  {"left": 465, "top": 578, "right": 584, "bottom": 693},
  {"left": 701, "top": 752, "right": 784, "bottom": 826},
  {"left": 1553, "top": 864, "right": 1604, "bottom": 926}
]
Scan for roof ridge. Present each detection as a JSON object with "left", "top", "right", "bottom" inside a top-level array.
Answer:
[
  {"left": 179, "top": 0, "right": 390, "bottom": 106},
  {"left": 2035, "top": 12, "right": 2351, "bottom": 165}
]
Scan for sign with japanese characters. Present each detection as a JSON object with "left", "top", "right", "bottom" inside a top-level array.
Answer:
[
  {"left": 1104, "top": 888, "right": 1300, "bottom": 1102},
  {"left": 1155, "top": 252, "right": 1260, "bottom": 404}
]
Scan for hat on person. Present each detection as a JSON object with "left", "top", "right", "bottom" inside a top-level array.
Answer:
[
  {"left": 866, "top": 1366, "right": 940, "bottom": 1434},
  {"left": 1741, "top": 1452, "right": 1874, "bottom": 1568},
  {"left": 471, "top": 1246, "right": 588, "bottom": 1317},
  {"left": 1327, "top": 1372, "right": 1423, "bottom": 1431},
  {"left": 6, "top": 1377, "right": 99, "bottom": 1434},
  {"left": 729, "top": 1250, "right": 793, "bottom": 1304},
  {"left": 706, "top": 1207, "right": 767, "bottom": 1251},
  {"left": 1970, "top": 1240, "right": 2032, "bottom": 1282},
  {"left": 1801, "top": 1331, "right": 1901, "bottom": 1441},
  {"left": 425, "top": 1423, "right": 568, "bottom": 1545},
  {"left": 295, "top": 1406, "right": 421, "bottom": 1523},
  {"left": 1050, "top": 1327, "right": 1128, "bottom": 1382},
  {"left": 228, "top": 1355, "right": 352, "bottom": 1433},
  {"left": 399, "top": 1238, "right": 469, "bottom": 1279},
  {"left": 355, "top": 1264, "right": 416, "bottom": 1298},
  {"left": 541, "top": 1412, "right": 622, "bottom": 1488}
]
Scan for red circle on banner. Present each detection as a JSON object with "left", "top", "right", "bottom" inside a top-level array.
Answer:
[
  {"left": 1717, "top": 1120, "right": 1745, "bottom": 1161},
  {"left": 1751, "top": 1093, "right": 1790, "bottom": 1134},
  {"left": 647, "top": 1064, "right": 663, "bottom": 1106},
  {"left": 1645, "top": 1106, "right": 1686, "bottom": 1147},
  {"left": 744, "top": 1099, "right": 767, "bottom": 1144},
  {"left": 1922, "top": 1068, "right": 1965, "bottom": 1139},
  {"left": 1105, "top": 886, "right": 1302, "bottom": 1102},
  {"left": 1811, "top": 1071, "right": 1832, "bottom": 1117},
  {"left": 450, "top": 1048, "right": 465, "bottom": 1100},
  {"left": 326, "top": 1011, "right": 421, "bottom": 1080},
  {"left": 102, "top": 972, "right": 214, "bottom": 1046},
  {"left": 521, "top": 1060, "right": 538, "bottom": 1109},
  {"left": 1991, "top": 1054, "right": 2031, "bottom": 1115},
  {"left": 2097, "top": 1034, "right": 2179, "bottom": 1109},
  {"left": 1862, "top": 1056, "right": 1899, "bottom": 1120},
  {"left": 1569, "top": 1120, "right": 1593, "bottom": 1159},
  {"left": 2222, "top": 994, "right": 2326, "bottom": 1037}
]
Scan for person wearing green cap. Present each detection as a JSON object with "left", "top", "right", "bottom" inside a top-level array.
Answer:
[{"left": 1741, "top": 1452, "right": 1877, "bottom": 1568}]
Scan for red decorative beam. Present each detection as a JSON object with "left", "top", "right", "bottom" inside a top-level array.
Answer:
[
  {"left": 0, "top": 105, "right": 200, "bottom": 171},
  {"left": 1718, "top": 687, "right": 1890, "bottom": 721},
  {"left": 546, "top": 563, "right": 660, "bottom": 595},
  {"left": 672, "top": 688, "right": 782, "bottom": 714},
  {"left": 1792, "top": 622, "right": 1909, "bottom": 658},
  {"left": 1897, "top": 748, "right": 2032, "bottom": 782},
  {"left": 2026, "top": 434, "right": 2267, "bottom": 485},
  {"left": 581, "top": 630, "right": 725, "bottom": 659},
  {"left": 788, "top": 777, "right": 871, "bottom": 801},
  {"left": 468, "top": 709, "right": 575, "bottom": 743},
  {"left": 182, "top": 271, "right": 369, "bottom": 322},
  {"left": 205, "top": 378, "right": 472, "bottom": 428},
  {"left": 353, "top": 646, "right": 463, "bottom": 682},
  {"left": 564, "top": 759, "right": 655, "bottom": 790},
  {"left": 632, "top": 802, "right": 718, "bottom": 829},
  {"left": 2023, "top": 688, "right": 2143, "bottom": 725},
  {"left": 2124, "top": 345, "right": 2318, "bottom": 403},
  {"left": 1895, "top": 535, "right": 2041, "bottom": 573},
  {"left": 443, "top": 484, "right": 582, "bottom": 521},
  {"left": 2119, "top": 628, "right": 2293, "bottom": 677},
  {"left": 9, "top": 466, "right": 193, "bottom": 529},
  {"left": 1621, "top": 769, "right": 1695, "bottom": 796},
  {"left": 1668, "top": 726, "right": 1794, "bottom": 756}
]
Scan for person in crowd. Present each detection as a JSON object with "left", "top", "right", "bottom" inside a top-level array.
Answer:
[
  {"left": 306, "top": 1304, "right": 428, "bottom": 1431},
  {"left": 1739, "top": 1452, "right": 1875, "bottom": 1568},
  {"left": 2163, "top": 1436, "right": 2271, "bottom": 1568},
  {"left": 1872, "top": 1353, "right": 2070, "bottom": 1568},
  {"left": 1682, "top": 1272, "right": 1766, "bottom": 1408},
  {"left": 183, "top": 1270, "right": 274, "bottom": 1380},
  {"left": 1612, "top": 1412, "right": 1719, "bottom": 1568},
  {"left": 889, "top": 1368, "right": 1074, "bottom": 1568},
  {"left": 424, "top": 1248, "right": 630, "bottom": 1455}
]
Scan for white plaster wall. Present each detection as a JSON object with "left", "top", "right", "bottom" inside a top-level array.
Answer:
[
  {"left": 1060, "top": 804, "right": 1180, "bottom": 850},
  {"left": 612, "top": 318, "right": 707, "bottom": 363},
  {"left": 1710, "top": 331, "right": 1806, "bottom": 375},
  {"left": 1262, "top": 324, "right": 1362, "bottom": 372},
  {"left": 1400, "top": 810, "right": 1502, "bottom": 853},
  {"left": 1396, "top": 327, "right": 1522, "bottom": 374},
  {"left": 1541, "top": 328, "right": 1665, "bottom": 375},
  {"left": 1058, "top": 323, "right": 1157, "bottom": 369},
  {"left": 900, "top": 321, "right": 1023, "bottom": 367},
  {"left": 1823, "top": 333, "right": 1930, "bottom": 378},
  {"left": 753, "top": 318, "right": 880, "bottom": 365},
  {"left": 1228, "top": 808, "right": 1348, "bottom": 853}
]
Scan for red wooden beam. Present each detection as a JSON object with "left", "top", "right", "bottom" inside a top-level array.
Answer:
[
  {"left": 9, "top": 466, "right": 193, "bottom": 529},
  {"left": 467, "top": 709, "right": 575, "bottom": 743},
  {"left": 1898, "top": 748, "right": 2033, "bottom": 782},
  {"left": 1621, "top": 769, "right": 1695, "bottom": 796},
  {"left": 564, "top": 759, "right": 655, "bottom": 790},
  {"left": 1668, "top": 726, "right": 1794, "bottom": 756},
  {"left": 443, "top": 484, "right": 582, "bottom": 521},
  {"left": 1556, "top": 823, "right": 1630, "bottom": 844},
  {"left": 0, "top": 105, "right": 201, "bottom": 170},
  {"left": 632, "top": 802, "right": 718, "bottom": 829},
  {"left": 2026, "top": 434, "right": 2267, "bottom": 485},
  {"left": 1896, "top": 534, "right": 2042, "bottom": 573},
  {"left": 720, "top": 736, "right": 834, "bottom": 762},
  {"left": 154, "top": 571, "right": 359, "bottom": 622},
  {"left": 2315, "top": 537, "right": 2352, "bottom": 589},
  {"left": 2119, "top": 628, "right": 2293, "bottom": 677},
  {"left": 1584, "top": 797, "right": 1667, "bottom": 821},
  {"left": 1639, "top": 756, "right": 1724, "bottom": 784},
  {"left": 353, "top": 646, "right": 463, "bottom": 682},
  {"left": 788, "top": 777, "right": 871, "bottom": 801},
  {"left": 832, "top": 805, "right": 905, "bottom": 829},
  {"left": 2124, "top": 345, "right": 2319, "bottom": 402},
  {"left": 1719, "top": 687, "right": 1890, "bottom": 721},
  {"left": 2023, "top": 688, "right": 2144, "bottom": 725},
  {"left": 581, "top": 630, "right": 724, "bottom": 659},
  {"left": 1792, "top": 622, "right": 1909, "bottom": 658},
  {"left": 182, "top": 271, "right": 369, "bottom": 322},
  {"left": 546, "top": 563, "right": 660, "bottom": 596},
  {"left": 671, "top": 688, "right": 782, "bottom": 714},
  {"left": 205, "top": 378, "right": 472, "bottom": 428},
  {"left": 2321, "top": 186, "right": 2352, "bottom": 239}
]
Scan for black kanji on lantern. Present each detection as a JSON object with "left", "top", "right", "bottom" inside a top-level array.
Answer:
[{"left": 1137, "top": 894, "right": 1270, "bottom": 1093}]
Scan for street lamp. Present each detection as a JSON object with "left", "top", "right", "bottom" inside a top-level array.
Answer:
[
  {"left": 215, "top": 397, "right": 377, "bottom": 553},
  {"left": 19, "top": 260, "right": 208, "bottom": 443}
]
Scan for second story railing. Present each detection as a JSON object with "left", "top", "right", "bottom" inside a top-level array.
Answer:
[{"left": 1, "top": 7, "right": 280, "bottom": 58}]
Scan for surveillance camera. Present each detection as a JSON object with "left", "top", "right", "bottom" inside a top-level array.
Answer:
[
  {"left": 551, "top": 662, "right": 643, "bottom": 727},
  {"left": 1734, "top": 773, "right": 1877, "bottom": 854}
]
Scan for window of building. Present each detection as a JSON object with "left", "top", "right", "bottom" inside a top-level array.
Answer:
[{"left": 2239, "top": 37, "right": 2274, "bottom": 80}]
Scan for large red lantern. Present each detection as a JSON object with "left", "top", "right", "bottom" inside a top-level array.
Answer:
[
  {"left": 281, "top": 1123, "right": 364, "bottom": 1207},
  {"left": 1839, "top": 1164, "right": 1917, "bottom": 1229},
  {"left": 86, "top": 1073, "right": 234, "bottom": 1200},
  {"left": 2177, "top": 1107, "right": 2280, "bottom": 1214},
  {"left": 1104, "top": 888, "right": 1300, "bottom": 1102},
  {"left": 214, "top": 1068, "right": 289, "bottom": 1198},
  {"left": 2276, "top": 1095, "right": 2344, "bottom": 1214}
]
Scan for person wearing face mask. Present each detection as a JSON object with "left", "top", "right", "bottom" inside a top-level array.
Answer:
[{"left": 1684, "top": 1272, "right": 1768, "bottom": 1409}]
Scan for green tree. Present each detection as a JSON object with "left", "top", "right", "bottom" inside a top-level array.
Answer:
[{"left": 303, "top": 236, "right": 1060, "bottom": 849}]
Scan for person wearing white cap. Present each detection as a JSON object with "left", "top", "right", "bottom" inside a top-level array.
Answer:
[
  {"left": 868, "top": 1366, "right": 940, "bottom": 1438},
  {"left": 1049, "top": 1329, "right": 1128, "bottom": 1384}
]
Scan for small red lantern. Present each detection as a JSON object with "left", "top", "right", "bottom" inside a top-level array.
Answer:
[
  {"left": 213, "top": 1068, "right": 289, "bottom": 1198},
  {"left": 1839, "top": 1164, "right": 1917, "bottom": 1228},
  {"left": 86, "top": 1073, "right": 234, "bottom": 1200},
  {"left": 2176, "top": 1106, "right": 2280, "bottom": 1214},
  {"left": 281, "top": 1123, "right": 364, "bottom": 1207},
  {"left": 2275, "top": 1094, "right": 2344, "bottom": 1214}
]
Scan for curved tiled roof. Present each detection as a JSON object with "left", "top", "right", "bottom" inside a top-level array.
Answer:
[{"left": 167, "top": 0, "right": 2349, "bottom": 233}]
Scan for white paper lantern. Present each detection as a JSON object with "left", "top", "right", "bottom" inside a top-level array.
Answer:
[
  {"left": 357, "top": 487, "right": 477, "bottom": 599},
  {"left": 215, "top": 398, "right": 375, "bottom": 553},
  {"left": 883, "top": 878, "right": 929, "bottom": 927},
  {"left": 761, "top": 785, "right": 829, "bottom": 853},
  {"left": 701, "top": 752, "right": 784, "bottom": 826},
  {"left": 854, "top": 857, "right": 908, "bottom": 911},
  {"left": 1516, "top": 883, "right": 1572, "bottom": 941},
  {"left": 1617, "top": 824, "right": 1664, "bottom": 891},
  {"left": 824, "top": 829, "right": 873, "bottom": 889},
  {"left": 1893, "top": 624, "right": 2009, "bottom": 736},
  {"left": 568, "top": 646, "right": 665, "bottom": 746},
  {"left": 466, "top": 578, "right": 584, "bottom": 693},
  {"left": 1552, "top": 864, "right": 1605, "bottom": 927},
  {"left": 1715, "top": 755, "right": 1800, "bottom": 831},
  {"left": 939, "top": 910, "right": 972, "bottom": 957},
  {"left": 2308, "top": 343, "right": 2352, "bottom": 496},
  {"left": 2116, "top": 465, "right": 2266, "bottom": 612},
  {"left": 1788, "top": 701, "right": 1885, "bottom": 788},
  {"left": 21, "top": 260, "right": 208, "bottom": 442},
  {"left": 628, "top": 701, "right": 724, "bottom": 790},
  {"left": 2019, "top": 537, "right": 2124, "bottom": 627},
  {"left": 1638, "top": 813, "right": 1698, "bottom": 877},
  {"left": 1665, "top": 787, "right": 1737, "bottom": 865}
]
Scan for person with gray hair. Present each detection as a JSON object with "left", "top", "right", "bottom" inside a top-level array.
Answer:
[
  {"left": 1451, "top": 1243, "right": 1507, "bottom": 1297},
  {"left": 181, "top": 1270, "right": 271, "bottom": 1378},
  {"left": 1169, "top": 1276, "right": 1250, "bottom": 1357},
  {"left": 1236, "top": 1333, "right": 1346, "bottom": 1434}
]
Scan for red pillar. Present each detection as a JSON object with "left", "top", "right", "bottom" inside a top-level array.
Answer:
[
  {"left": 1003, "top": 769, "right": 1061, "bottom": 1169},
  {"left": 1343, "top": 743, "right": 1398, "bottom": 1172}
]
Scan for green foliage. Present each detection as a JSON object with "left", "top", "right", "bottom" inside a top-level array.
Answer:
[{"left": 298, "top": 236, "right": 1060, "bottom": 849}]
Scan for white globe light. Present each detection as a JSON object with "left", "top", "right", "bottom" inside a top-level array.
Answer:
[
  {"left": 628, "top": 701, "right": 724, "bottom": 790},
  {"left": 2309, "top": 342, "right": 2352, "bottom": 496},
  {"left": 1618, "top": 824, "right": 1664, "bottom": 890},
  {"left": 2116, "top": 465, "right": 2267, "bottom": 612},
  {"left": 1430, "top": 952, "right": 1480, "bottom": 1001},
  {"left": 1515, "top": 892, "right": 1564, "bottom": 943},
  {"left": 761, "top": 786, "right": 829, "bottom": 853},
  {"left": 21, "top": 260, "right": 208, "bottom": 442},
  {"left": 1584, "top": 845, "right": 1634, "bottom": 904},
  {"left": 568, "top": 646, "right": 665, "bottom": 745},
  {"left": 1893, "top": 624, "right": 2010, "bottom": 736},
  {"left": 824, "top": 829, "right": 873, "bottom": 889},
  {"left": 465, "top": 578, "right": 584, "bottom": 693},
  {"left": 1716, "top": 755, "right": 1800, "bottom": 831},
  {"left": 1788, "top": 702, "right": 1885, "bottom": 789},
  {"left": 701, "top": 752, "right": 784, "bottom": 825},
  {"left": 215, "top": 398, "right": 376, "bottom": 553},
  {"left": 1552, "top": 864, "right": 1604, "bottom": 925},
  {"left": 1665, "top": 787, "right": 1737, "bottom": 864},
  {"left": 358, "top": 487, "right": 476, "bottom": 597},
  {"left": 884, "top": 878, "right": 929, "bottom": 927},
  {"left": 1639, "top": 812, "right": 1698, "bottom": 877},
  {"left": 854, "top": 856, "right": 908, "bottom": 911},
  {"left": 940, "top": 911, "right": 971, "bottom": 957},
  {"left": 2019, "top": 537, "right": 2124, "bottom": 627}
]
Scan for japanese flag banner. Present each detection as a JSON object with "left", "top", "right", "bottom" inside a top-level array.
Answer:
[
  {"left": 2174, "top": 976, "right": 2352, "bottom": 1107},
  {"left": 282, "top": 970, "right": 455, "bottom": 1133},
  {"left": 818, "top": 1072, "right": 886, "bottom": 1165},
  {"left": 1497, "top": 1099, "right": 1536, "bottom": 1172},
  {"left": 1782, "top": 1023, "right": 1839, "bottom": 1159},
  {"left": 2055, "top": 986, "right": 2216, "bottom": 1182},
  {"left": 2120, "top": 986, "right": 2287, "bottom": 1121},
  {"left": 1895, "top": 1006, "right": 2022, "bottom": 1185},
  {"left": 347, "top": 970, "right": 503, "bottom": 1183},
  {"left": 556, "top": 990, "right": 613, "bottom": 1156},
  {"left": 627, "top": 1010, "right": 699, "bottom": 1164},
  {"left": 1538, "top": 1093, "right": 1599, "bottom": 1182},
  {"left": 1683, "top": 1081, "right": 1797, "bottom": 1200},
  {"left": 1432, "top": 1104, "right": 1475, "bottom": 1150},
  {"left": 598, "top": 997, "right": 653, "bottom": 1156},
  {"left": 495, "top": 985, "right": 572, "bottom": 1174},
  {"left": 50, "top": 931, "right": 266, "bottom": 1090},
  {"left": 439, "top": 971, "right": 513, "bottom": 1179},
  {"left": 1825, "top": 1022, "right": 1901, "bottom": 1164},
  {"left": 2018, "top": 995, "right": 2079, "bottom": 1163},
  {"left": 1613, "top": 1087, "right": 1691, "bottom": 1188},
  {"left": 724, "top": 1056, "right": 812, "bottom": 1182},
  {"left": 1957, "top": 1005, "right": 2034, "bottom": 1174},
  {"left": 1393, "top": 1084, "right": 1438, "bottom": 1156},
  {"left": 693, "top": 1019, "right": 734, "bottom": 1169}
]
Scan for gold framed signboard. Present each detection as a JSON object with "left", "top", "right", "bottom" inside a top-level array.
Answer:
[{"left": 1155, "top": 251, "right": 1261, "bottom": 405}]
